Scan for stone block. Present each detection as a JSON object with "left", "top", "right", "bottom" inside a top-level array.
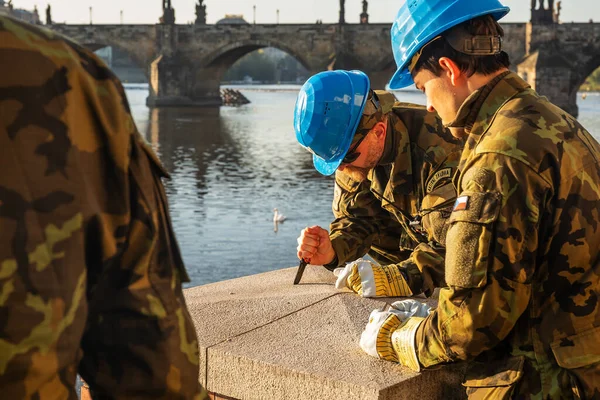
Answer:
[
  {"left": 184, "top": 267, "right": 467, "bottom": 399},
  {"left": 185, "top": 266, "right": 341, "bottom": 388}
]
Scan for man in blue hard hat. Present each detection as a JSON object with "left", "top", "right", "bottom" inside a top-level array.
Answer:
[
  {"left": 359, "top": 0, "right": 600, "bottom": 398},
  {"left": 294, "top": 70, "right": 463, "bottom": 299}
]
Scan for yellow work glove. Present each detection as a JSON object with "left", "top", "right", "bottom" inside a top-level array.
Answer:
[
  {"left": 334, "top": 259, "right": 412, "bottom": 297},
  {"left": 359, "top": 299, "right": 431, "bottom": 371}
]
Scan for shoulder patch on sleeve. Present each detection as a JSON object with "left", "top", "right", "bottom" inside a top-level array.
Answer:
[
  {"left": 453, "top": 195, "right": 469, "bottom": 211},
  {"left": 426, "top": 168, "right": 452, "bottom": 193}
]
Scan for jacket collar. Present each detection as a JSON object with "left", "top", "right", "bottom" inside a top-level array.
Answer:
[
  {"left": 368, "top": 112, "right": 413, "bottom": 207},
  {"left": 446, "top": 71, "right": 530, "bottom": 169}
]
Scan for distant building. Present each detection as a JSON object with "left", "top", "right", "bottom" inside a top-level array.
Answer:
[
  {"left": 0, "top": 1, "right": 42, "bottom": 24},
  {"left": 216, "top": 14, "right": 249, "bottom": 25},
  {"left": 0, "top": 1, "right": 9, "bottom": 17}
]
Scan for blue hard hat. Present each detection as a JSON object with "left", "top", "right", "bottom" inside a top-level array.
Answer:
[
  {"left": 389, "top": 0, "right": 510, "bottom": 89},
  {"left": 294, "top": 70, "right": 370, "bottom": 176}
]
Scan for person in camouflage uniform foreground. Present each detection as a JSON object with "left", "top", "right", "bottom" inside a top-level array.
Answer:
[
  {"left": 0, "top": 16, "right": 205, "bottom": 399},
  {"left": 360, "top": 1, "right": 600, "bottom": 398},
  {"left": 294, "top": 70, "right": 463, "bottom": 298}
]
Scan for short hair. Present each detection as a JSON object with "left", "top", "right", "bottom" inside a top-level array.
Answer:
[{"left": 412, "top": 15, "right": 510, "bottom": 78}]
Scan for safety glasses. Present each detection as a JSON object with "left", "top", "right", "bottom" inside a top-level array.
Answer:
[{"left": 341, "top": 134, "right": 366, "bottom": 164}]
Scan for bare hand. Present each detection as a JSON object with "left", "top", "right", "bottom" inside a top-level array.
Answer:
[{"left": 296, "top": 226, "right": 335, "bottom": 266}]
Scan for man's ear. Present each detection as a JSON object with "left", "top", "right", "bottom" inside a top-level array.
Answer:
[
  {"left": 373, "top": 121, "right": 387, "bottom": 138},
  {"left": 372, "top": 121, "right": 387, "bottom": 139},
  {"left": 438, "top": 57, "right": 462, "bottom": 86}
]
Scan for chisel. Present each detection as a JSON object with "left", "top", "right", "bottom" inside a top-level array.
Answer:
[{"left": 293, "top": 259, "right": 308, "bottom": 285}]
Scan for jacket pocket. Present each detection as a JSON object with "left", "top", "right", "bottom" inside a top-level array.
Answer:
[
  {"left": 551, "top": 325, "right": 600, "bottom": 399},
  {"left": 462, "top": 356, "right": 524, "bottom": 400},
  {"left": 445, "top": 190, "right": 502, "bottom": 288}
]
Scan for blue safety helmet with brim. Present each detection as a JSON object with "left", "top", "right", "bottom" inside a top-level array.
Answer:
[
  {"left": 389, "top": 0, "right": 510, "bottom": 90},
  {"left": 294, "top": 70, "right": 370, "bottom": 176}
]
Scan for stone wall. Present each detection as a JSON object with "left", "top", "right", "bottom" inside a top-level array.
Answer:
[
  {"left": 184, "top": 267, "right": 468, "bottom": 400},
  {"left": 503, "top": 23, "right": 528, "bottom": 66}
]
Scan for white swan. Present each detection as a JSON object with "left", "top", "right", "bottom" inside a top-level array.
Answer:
[{"left": 273, "top": 208, "right": 287, "bottom": 222}]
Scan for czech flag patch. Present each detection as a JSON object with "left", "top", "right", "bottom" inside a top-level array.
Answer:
[{"left": 453, "top": 196, "right": 469, "bottom": 211}]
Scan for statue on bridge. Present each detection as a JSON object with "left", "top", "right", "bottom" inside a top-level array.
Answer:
[
  {"left": 531, "top": 0, "right": 555, "bottom": 24},
  {"left": 195, "top": 0, "right": 206, "bottom": 25},
  {"left": 46, "top": 4, "right": 52, "bottom": 25},
  {"left": 360, "top": 0, "right": 369, "bottom": 24},
  {"left": 161, "top": 0, "right": 175, "bottom": 24},
  {"left": 33, "top": 5, "right": 40, "bottom": 24},
  {"left": 339, "top": 0, "right": 345, "bottom": 24},
  {"left": 536, "top": 0, "right": 555, "bottom": 11}
]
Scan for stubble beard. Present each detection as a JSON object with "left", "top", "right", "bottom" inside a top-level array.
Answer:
[{"left": 340, "top": 144, "right": 380, "bottom": 182}]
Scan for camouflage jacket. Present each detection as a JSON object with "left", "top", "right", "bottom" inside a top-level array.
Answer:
[
  {"left": 329, "top": 102, "right": 462, "bottom": 296},
  {"left": 401, "top": 72, "right": 600, "bottom": 398},
  {"left": 0, "top": 16, "right": 204, "bottom": 399}
]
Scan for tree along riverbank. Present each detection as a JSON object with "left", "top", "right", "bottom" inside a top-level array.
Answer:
[{"left": 582, "top": 68, "right": 600, "bottom": 91}]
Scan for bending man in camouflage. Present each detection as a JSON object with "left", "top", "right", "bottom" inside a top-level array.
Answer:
[
  {"left": 294, "top": 70, "right": 462, "bottom": 298},
  {"left": 361, "top": 1, "right": 600, "bottom": 398},
  {"left": 0, "top": 16, "right": 205, "bottom": 399}
]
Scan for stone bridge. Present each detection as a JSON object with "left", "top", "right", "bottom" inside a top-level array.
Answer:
[{"left": 49, "top": 20, "right": 600, "bottom": 116}]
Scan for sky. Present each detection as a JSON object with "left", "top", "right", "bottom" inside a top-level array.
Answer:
[{"left": 9, "top": 0, "right": 600, "bottom": 25}]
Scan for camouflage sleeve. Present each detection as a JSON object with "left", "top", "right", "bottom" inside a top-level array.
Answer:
[
  {"left": 0, "top": 17, "right": 203, "bottom": 399},
  {"left": 329, "top": 177, "right": 410, "bottom": 268},
  {"left": 396, "top": 243, "right": 446, "bottom": 297},
  {"left": 414, "top": 153, "right": 545, "bottom": 367}
]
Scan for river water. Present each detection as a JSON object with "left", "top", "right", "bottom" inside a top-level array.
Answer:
[{"left": 125, "top": 85, "right": 600, "bottom": 287}]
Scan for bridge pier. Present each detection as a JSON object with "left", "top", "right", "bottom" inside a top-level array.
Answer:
[
  {"left": 517, "top": 47, "right": 579, "bottom": 117},
  {"left": 147, "top": 54, "right": 222, "bottom": 108},
  {"left": 519, "top": 22, "right": 587, "bottom": 117}
]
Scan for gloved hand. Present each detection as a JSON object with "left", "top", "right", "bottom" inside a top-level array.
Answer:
[
  {"left": 333, "top": 259, "right": 413, "bottom": 297},
  {"left": 359, "top": 299, "right": 431, "bottom": 371}
]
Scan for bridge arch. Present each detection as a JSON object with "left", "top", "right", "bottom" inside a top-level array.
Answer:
[
  {"left": 576, "top": 52, "right": 600, "bottom": 92},
  {"left": 182, "top": 39, "right": 317, "bottom": 105},
  {"left": 554, "top": 38, "right": 600, "bottom": 116},
  {"left": 199, "top": 39, "right": 313, "bottom": 81},
  {"left": 80, "top": 41, "right": 154, "bottom": 79},
  {"left": 81, "top": 42, "right": 151, "bottom": 81}
]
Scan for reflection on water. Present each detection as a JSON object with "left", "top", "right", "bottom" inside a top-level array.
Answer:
[
  {"left": 127, "top": 88, "right": 334, "bottom": 286},
  {"left": 124, "top": 86, "right": 600, "bottom": 287}
]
